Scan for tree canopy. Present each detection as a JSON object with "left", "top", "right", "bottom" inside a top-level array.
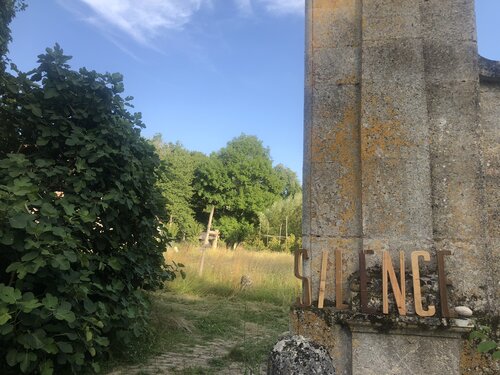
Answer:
[{"left": 157, "top": 134, "right": 302, "bottom": 249}]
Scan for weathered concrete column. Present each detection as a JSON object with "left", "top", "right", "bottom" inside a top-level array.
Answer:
[{"left": 296, "top": 1, "right": 499, "bottom": 374}]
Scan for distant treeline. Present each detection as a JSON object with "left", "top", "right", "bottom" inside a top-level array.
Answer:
[{"left": 151, "top": 134, "right": 302, "bottom": 250}]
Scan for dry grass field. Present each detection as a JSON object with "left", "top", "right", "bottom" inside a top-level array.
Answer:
[{"left": 165, "top": 245, "right": 299, "bottom": 306}]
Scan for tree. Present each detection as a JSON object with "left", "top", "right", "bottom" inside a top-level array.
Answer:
[
  {"left": 0, "top": 0, "right": 26, "bottom": 68},
  {"left": 152, "top": 135, "right": 202, "bottom": 241},
  {"left": 0, "top": 45, "right": 175, "bottom": 374},
  {"left": 274, "top": 163, "right": 301, "bottom": 198},
  {"left": 259, "top": 194, "right": 302, "bottom": 251},
  {"left": 192, "top": 135, "right": 285, "bottom": 247}
]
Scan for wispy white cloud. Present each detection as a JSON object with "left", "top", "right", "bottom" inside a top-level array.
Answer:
[
  {"left": 235, "top": 0, "right": 253, "bottom": 15},
  {"left": 78, "top": 0, "right": 208, "bottom": 45},
  {"left": 256, "top": 0, "right": 304, "bottom": 15},
  {"left": 70, "top": 0, "right": 304, "bottom": 49}
]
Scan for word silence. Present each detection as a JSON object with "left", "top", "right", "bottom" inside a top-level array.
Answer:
[{"left": 294, "top": 249, "right": 457, "bottom": 318}]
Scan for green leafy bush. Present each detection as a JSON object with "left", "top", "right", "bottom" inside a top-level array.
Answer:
[{"left": 0, "top": 45, "right": 175, "bottom": 374}]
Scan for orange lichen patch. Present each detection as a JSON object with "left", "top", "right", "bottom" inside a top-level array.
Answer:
[
  {"left": 336, "top": 75, "right": 359, "bottom": 85},
  {"left": 290, "top": 310, "right": 336, "bottom": 359},
  {"left": 312, "top": 0, "right": 359, "bottom": 49},
  {"left": 335, "top": 106, "right": 361, "bottom": 234},
  {"left": 362, "top": 95, "right": 413, "bottom": 159},
  {"left": 311, "top": 105, "right": 361, "bottom": 234}
]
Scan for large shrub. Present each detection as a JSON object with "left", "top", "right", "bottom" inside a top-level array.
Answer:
[{"left": 0, "top": 45, "right": 175, "bottom": 374}]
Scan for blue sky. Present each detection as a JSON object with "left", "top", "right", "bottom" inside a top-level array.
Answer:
[{"left": 8, "top": 0, "right": 500, "bottom": 181}]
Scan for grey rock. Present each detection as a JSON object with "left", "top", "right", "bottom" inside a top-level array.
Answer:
[{"left": 267, "top": 335, "right": 335, "bottom": 375}]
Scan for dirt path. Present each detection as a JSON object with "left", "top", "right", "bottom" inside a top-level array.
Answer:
[{"left": 107, "top": 338, "right": 267, "bottom": 375}]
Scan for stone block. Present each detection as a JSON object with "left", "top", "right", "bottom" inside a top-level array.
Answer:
[
  {"left": 313, "top": 46, "right": 360, "bottom": 86},
  {"left": 484, "top": 175, "right": 500, "bottom": 238},
  {"left": 423, "top": 40, "right": 478, "bottom": 82},
  {"left": 361, "top": 156, "right": 433, "bottom": 240},
  {"left": 361, "top": 38, "right": 425, "bottom": 83},
  {"left": 420, "top": 0, "right": 476, "bottom": 42},
  {"left": 425, "top": 81, "right": 479, "bottom": 133},
  {"left": 362, "top": 13, "right": 421, "bottom": 42},
  {"left": 434, "top": 239, "right": 490, "bottom": 313},
  {"left": 312, "top": 0, "right": 361, "bottom": 49},
  {"left": 361, "top": 81, "right": 429, "bottom": 158},
  {"left": 362, "top": 0, "right": 419, "bottom": 17},
  {"left": 309, "top": 162, "right": 362, "bottom": 238},
  {"left": 312, "top": 83, "right": 358, "bottom": 123},
  {"left": 430, "top": 155, "right": 483, "bottom": 240},
  {"left": 350, "top": 324, "right": 463, "bottom": 375}
]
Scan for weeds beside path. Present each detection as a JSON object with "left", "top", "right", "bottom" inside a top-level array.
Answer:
[{"left": 105, "top": 247, "right": 298, "bottom": 374}]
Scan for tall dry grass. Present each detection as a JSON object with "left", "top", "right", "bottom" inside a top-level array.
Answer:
[{"left": 165, "top": 245, "right": 300, "bottom": 306}]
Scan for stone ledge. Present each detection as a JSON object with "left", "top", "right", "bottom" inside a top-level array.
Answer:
[{"left": 479, "top": 55, "right": 500, "bottom": 83}]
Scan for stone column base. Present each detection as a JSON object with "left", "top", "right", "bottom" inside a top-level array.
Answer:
[
  {"left": 290, "top": 308, "right": 470, "bottom": 375},
  {"left": 349, "top": 322, "right": 466, "bottom": 375}
]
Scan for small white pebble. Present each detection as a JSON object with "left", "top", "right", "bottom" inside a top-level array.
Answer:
[{"left": 454, "top": 306, "right": 473, "bottom": 317}]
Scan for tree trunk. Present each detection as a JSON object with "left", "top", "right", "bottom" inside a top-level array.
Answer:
[{"left": 199, "top": 205, "right": 215, "bottom": 277}]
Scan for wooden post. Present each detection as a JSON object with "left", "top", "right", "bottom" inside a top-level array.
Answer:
[
  {"left": 285, "top": 215, "right": 288, "bottom": 250},
  {"left": 199, "top": 205, "right": 215, "bottom": 277}
]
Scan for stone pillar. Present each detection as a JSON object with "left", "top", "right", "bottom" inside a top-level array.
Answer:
[{"left": 297, "top": 1, "right": 499, "bottom": 374}]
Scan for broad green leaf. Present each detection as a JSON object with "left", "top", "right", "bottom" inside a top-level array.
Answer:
[
  {"left": 108, "top": 257, "right": 121, "bottom": 271},
  {"left": 0, "top": 231, "right": 14, "bottom": 245},
  {"left": 6, "top": 349, "right": 17, "bottom": 366},
  {"left": 41, "top": 203, "right": 58, "bottom": 217},
  {"left": 56, "top": 341, "right": 73, "bottom": 354},
  {"left": 0, "top": 323, "right": 14, "bottom": 334},
  {"left": 492, "top": 350, "right": 500, "bottom": 360},
  {"left": 83, "top": 298, "right": 96, "bottom": 313},
  {"left": 478, "top": 340, "right": 497, "bottom": 353},
  {"left": 21, "top": 251, "right": 39, "bottom": 262},
  {"left": 17, "top": 332, "right": 44, "bottom": 349},
  {"left": 9, "top": 213, "right": 33, "bottom": 229},
  {"left": 0, "top": 310, "right": 12, "bottom": 325},
  {"left": 54, "top": 307, "right": 76, "bottom": 323},
  {"left": 0, "top": 285, "right": 22, "bottom": 304},
  {"left": 39, "top": 360, "right": 54, "bottom": 375},
  {"left": 94, "top": 336, "right": 109, "bottom": 347},
  {"left": 19, "top": 293, "right": 42, "bottom": 313},
  {"left": 19, "top": 351, "right": 37, "bottom": 373},
  {"left": 44, "top": 87, "right": 58, "bottom": 99},
  {"left": 52, "top": 227, "right": 66, "bottom": 237},
  {"left": 42, "top": 294, "right": 58, "bottom": 310}
]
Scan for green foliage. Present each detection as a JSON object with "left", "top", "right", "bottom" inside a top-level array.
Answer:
[
  {"left": 190, "top": 134, "right": 301, "bottom": 248},
  {"left": 469, "top": 325, "right": 500, "bottom": 360},
  {"left": 257, "top": 194, "right": 302, "bottom": 251},
  {"left": 274, "top": 164, "right": 301, "bottom": 199},
  {"left": 216, "top": 217, "right": 254, "bottom": 249},
  {"left": 152, "top": 135, "right": 204, "bottom": 242},
  {"left": 0, "top": 0, "right": 26, "bottom": 67},
  {"left": 0, "top": 45, "right": 176, "bottom": 374}
]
